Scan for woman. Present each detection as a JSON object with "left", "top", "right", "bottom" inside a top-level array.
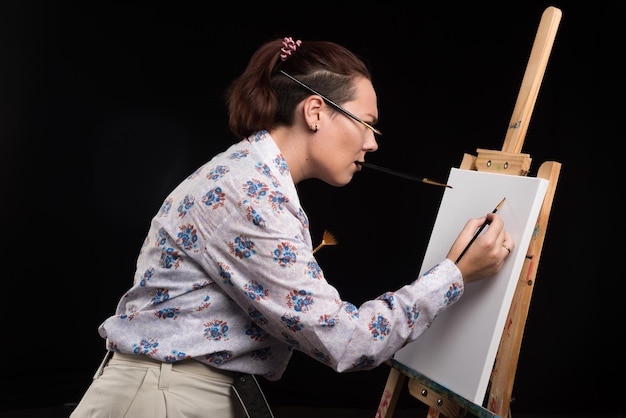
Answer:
[{"left": 71, "top": 37, "right": 513, "bottom": 418}]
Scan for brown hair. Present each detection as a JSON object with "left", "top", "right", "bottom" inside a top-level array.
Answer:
[{"left": 225, "top": 38, "right": 372, "bottom": 139}]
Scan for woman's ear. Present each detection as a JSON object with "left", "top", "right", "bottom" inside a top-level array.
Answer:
[{"left": 303, "top": 95, "right": 323, "bottom": 132}]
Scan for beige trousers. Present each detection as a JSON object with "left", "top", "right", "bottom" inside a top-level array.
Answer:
[{"left": 70, "top": 352, "right": 247, "bottom": 418}]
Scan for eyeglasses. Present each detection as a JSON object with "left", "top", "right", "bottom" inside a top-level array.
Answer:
[{"left": 280, "top": 70, "right": 382, "bottom": 136}]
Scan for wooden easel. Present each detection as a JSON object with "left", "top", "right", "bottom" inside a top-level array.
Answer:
[{"left": 376, "top": 6, "right": 562, "bottom": 418}]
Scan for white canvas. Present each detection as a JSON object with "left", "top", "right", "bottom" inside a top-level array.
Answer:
[{"left": 393, "top": 167, "right": 549, "bottom": 405}]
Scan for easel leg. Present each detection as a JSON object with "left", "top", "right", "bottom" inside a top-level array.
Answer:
[
  {"left": 426, "top": 407, "right": 442, "bottom": 418},
  {"left": 376, "top": 366, "right": 406, "bottom": 418}
]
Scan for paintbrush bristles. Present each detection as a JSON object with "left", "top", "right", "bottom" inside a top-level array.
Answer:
[
  {"left": 322, "top": 230, "right": 337, "bottom": 246},
  {"left": 422, "top": 178, "right": 453, "bottom": 188},
  {"left": 312, "top": 230, "right": 338, "bottom": 254}
]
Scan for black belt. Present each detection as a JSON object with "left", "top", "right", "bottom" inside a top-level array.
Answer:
[{"left": 232, "top": 373, "right": 275, "bottom": 418}]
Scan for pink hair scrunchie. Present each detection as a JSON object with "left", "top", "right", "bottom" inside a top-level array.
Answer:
[{"left": 280, "top": 37, "right": 302, "bottom": 61}]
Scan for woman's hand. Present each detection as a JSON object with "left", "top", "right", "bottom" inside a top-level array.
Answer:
[{"left": 447, "top": 213, "right": 514, "bottom": 284}]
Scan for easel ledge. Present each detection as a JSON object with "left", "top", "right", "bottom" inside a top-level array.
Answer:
[{"left": 386, "top": 359, "right": 501, "bottom": 418}]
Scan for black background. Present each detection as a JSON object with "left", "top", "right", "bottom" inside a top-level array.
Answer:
[{"left": 2, "top": 1, "right": 624, "bottom": 416}]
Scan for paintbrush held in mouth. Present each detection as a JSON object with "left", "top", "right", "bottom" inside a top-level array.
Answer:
[{"left": 356, "top": 161, "right": 452, "bottom": 188}]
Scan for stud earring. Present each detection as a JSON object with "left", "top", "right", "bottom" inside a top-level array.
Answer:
[{"left": 313, "top": 124, "right": 318, "bottom": 133}]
